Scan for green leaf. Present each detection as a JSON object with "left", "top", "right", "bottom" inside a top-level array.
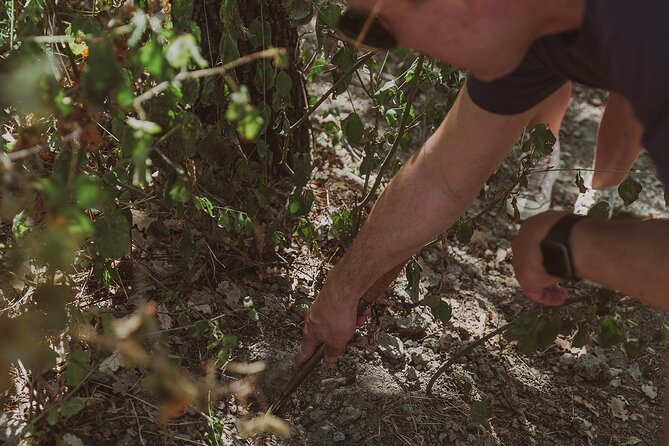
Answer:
[
  {"left": 587, "top": 201, "right": 612, "bottom": 218},
  {"left": 94, "top": 208, "right": 131, "bottom": 260},
  {"left": 470, "top": 399, "right": 493, "bottom": 425},
  {"left": 598, "top": 315, "right": 625, "bottom": 348},
  {"left": 63, "top": 349, "right": 91, "bottom": 386},
  {"left": 166, "top": 34, "right": 207, "bottom": 69},
  {"left": 618, "top": 176, "right": 642, "bottom": 206},
  {"left": 421, "top": 296, "right": 452, "bottom": 324},
  {"left": 126, "top": 118, "right": 162, "bottom": 135},
  {"left": 317, "top": 3, "right": 342, "bottom": 28},
  {"left": 46, "top": 407, "right": 59, "bottom": 426},
  {"left": 194, "top": 196, "right": 215, "bottom": 218},
  {"left": 139, "top": 38, "right": 169, "bottom": 78},
  {"left": 405, "top": 260, "right": 422, "bottom": 303},
  {"left": 248, "top": 17, "right": 272, "bottom": 49},
  {"left": 60, "top": 397, "right": 86, "bottom": 418},
  {"left": 453, "top": 217, "right": 474, "bottom": 244},
  {"left": 275, "top": 71, "right": 293, "bottom": 98},
  {"left": 342, "top": 113, "right": 364, "bottom": 145}
]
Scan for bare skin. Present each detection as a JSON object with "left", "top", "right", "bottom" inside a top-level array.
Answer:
[{"left": 592, "top": 92, "right": 644, "bottom": 188}]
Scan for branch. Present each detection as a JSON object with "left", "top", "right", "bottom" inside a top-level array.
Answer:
[
  {"left": 426, "top": 295, "right": 589, "bottom": 394},
  {"left": 353, "top": 55, "right": 425, "bottom": 233},
  {"left": 133, "top": 48, "right": 286, "bottom": 120}
]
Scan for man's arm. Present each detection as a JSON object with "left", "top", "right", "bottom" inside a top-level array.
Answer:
[
  {"left": 296, "top": 83, "right": 538, "bottom": 366},
  {"left": 512, "top": 212, "right": 669, "bottom": 310}
]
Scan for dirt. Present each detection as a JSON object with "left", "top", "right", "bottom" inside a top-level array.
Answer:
[{"left": 2, "top": 78, "right": 668, "bottom": 446}]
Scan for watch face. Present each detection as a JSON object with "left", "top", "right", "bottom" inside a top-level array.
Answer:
[{"left": 541, "top": 240, "right": 572, "bottom": 278}]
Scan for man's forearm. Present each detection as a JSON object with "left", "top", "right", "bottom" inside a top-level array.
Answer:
[
  {"left": 571, "top": 218, "right": 669, "bottom": 309},
  {"left": 329, "top": 149, "right": 476, "bottom": 301},
  {"left": 327, "top": 87, "right": 536, "bottom": 301}
]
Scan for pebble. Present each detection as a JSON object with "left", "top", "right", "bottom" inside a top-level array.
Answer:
[
  {"left": 378, "top": 332, "right": 405, "bottom": 361},
  {"left": 406, "top": 366, "right": 420, "bottom": 381},
  {"left": 559, "top": 353, "right": 576, "bottom": 367},
  {"left": 309, "top": 408, "right": 328, "bottom": 423},
  {"left": 333, "top": 431, "right": 345, "bottom": 442},
  {"left": 575, "top": 353, "right": 609, "bottom": 381},
  {"left": 337, "top": 406, "right": 361, "bottom": 425}
]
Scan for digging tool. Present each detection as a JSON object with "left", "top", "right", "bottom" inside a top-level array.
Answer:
[{"left": 267, "top": 263, "right": 405, "bottom": 414}]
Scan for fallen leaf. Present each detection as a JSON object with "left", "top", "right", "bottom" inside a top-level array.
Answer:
[
  {"left": 99, "top": 352, "right": 123, "bottom": 373},
  {"left": 131, "top": 209, "right": 156, "bottom": 232},
  {"left": 628, "top": 362, "right": 641, "bottom": 380},
  {"left": 608, "top": 396, "right": 629, "bottom": 421},
  {"left": 157, "top": 303, "right": 173, "bottom": 329},
  {"left": 641, "top": 384, "right": 657, "bottom": 399},
  {"left": 574, "top": 395, "right": 600, "bottom": 417},
  {"left": 62, "top": 433, "right": 86, "bottom": 446}
]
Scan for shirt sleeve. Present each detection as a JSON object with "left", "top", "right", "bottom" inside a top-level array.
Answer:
[{"left": 467, "top": 45, "right": 569, "bottom": 115}]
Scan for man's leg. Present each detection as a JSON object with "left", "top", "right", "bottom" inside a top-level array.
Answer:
[
  {"left": 593, "top": 92, "right": 644, "bottom": 188},
  {"left": 574, "top": 92, "right": 644, "bottom": 215},
  {"left": 509, "top": 82, "right": 573, "bottom": 219}
]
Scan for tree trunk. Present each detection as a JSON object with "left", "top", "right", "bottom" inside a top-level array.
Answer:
[{"left": 193, "top": 0, "right": 310, "bottom": 164}]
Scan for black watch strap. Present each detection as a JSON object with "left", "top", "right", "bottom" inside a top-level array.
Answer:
[{"left": 541, "top": 214, "right": 584, "bottom": 279}]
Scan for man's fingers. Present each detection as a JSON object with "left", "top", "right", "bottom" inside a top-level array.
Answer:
[
  {"left": 542, "top": 283, "right": 567, "bottom": 306},
  {"left": 324, "top": 344, "right": 346, "bottom": 364}
]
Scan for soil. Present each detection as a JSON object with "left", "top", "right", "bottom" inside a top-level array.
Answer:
[{"left": 2, "top": 80, "right": 668, "bottom": 446}]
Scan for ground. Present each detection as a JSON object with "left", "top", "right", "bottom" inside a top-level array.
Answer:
[{"left": 2, "top": 79, "right": 668, "bottom": 446}]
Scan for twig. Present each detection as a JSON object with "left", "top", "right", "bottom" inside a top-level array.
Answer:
[
  {"left": 353, "top": 55, "right": 426, "bottom": 233},
  {"left": 426, "top": 295, "right": 589, "bottom": 394},
  {"left": 289, "top": 52, "right": 374, "bottom": 132},
  {"left": 133, "top": 48, "right": 285, "bottom": 120}
]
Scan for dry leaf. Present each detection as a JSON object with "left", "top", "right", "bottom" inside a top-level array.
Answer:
[
  {"left": 157, "top": 303, "right": 173, "bottom": 329},
  {"left": 574, "top": 395, "right": 600, "bottom": 417},
  {"left": 99, "top": 352, "right": 123, "bottom": 373},
  {"left": 641, "top": 384, "right": 657, "bottom": 399},
  {"left": 608, "top": 396, "right": 629, "bottom": 421}
]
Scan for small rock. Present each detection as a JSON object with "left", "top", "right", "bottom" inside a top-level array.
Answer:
[
  {"left": 309, "top": 408, "right": 328, "bottom": 423},
  {"left": 337, "top": 406, "right": 361, "bottom": 425},
  {"left": 333, "top": 431, "right": 346, "bottom": 442},
  {"left": 378, "top": 332, "right": 405, "bottom": 361},
  {"left": 575, "top": 353, "right": 609, "bottom": 381},
  {"left": 628, "top": 362, "right": 642, "bottom": 380},
  {"left": 406, "top": 366, "right": 420, "bottom": 381},
  {"left": 478, "top": 363, "right": 494, "bottom": 379},
  {"left": 559, "top": 353, "right": 576, "bottom": 367}
]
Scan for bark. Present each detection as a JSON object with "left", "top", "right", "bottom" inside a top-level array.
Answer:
[{"left": 193, "top": 0, "right": 310, "bottom": 163}]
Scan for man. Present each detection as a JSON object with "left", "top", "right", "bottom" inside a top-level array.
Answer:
[{"left": 296, "top": 0, "right": 669, "bottom": 439}]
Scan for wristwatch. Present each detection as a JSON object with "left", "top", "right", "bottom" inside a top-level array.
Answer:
[{"left": 540, "top": 214, "right": 584, "bottom": 279}]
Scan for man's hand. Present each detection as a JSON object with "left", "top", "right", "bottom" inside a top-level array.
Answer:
[
  {"left": 295, "top": 288, "right": 360, "bottom": 367},
  {"left": 511, "top": 210, "right": 569, "bottom": 306}
]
